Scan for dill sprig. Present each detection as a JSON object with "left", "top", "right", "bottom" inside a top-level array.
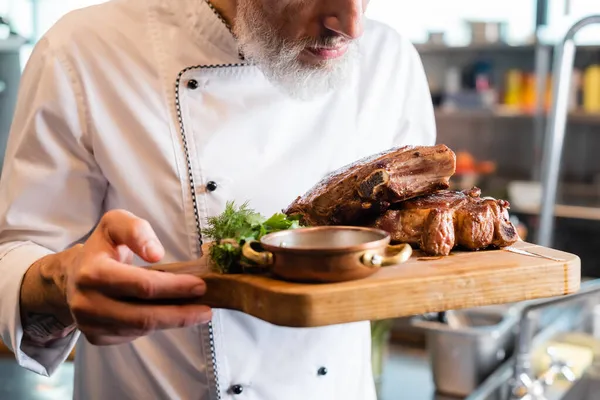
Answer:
[
  {"left": 202, "top": 201, "right": 302, "bottom": 274},
  {"left": 203, "top": 201, "right": 262, "bottom": 242}
]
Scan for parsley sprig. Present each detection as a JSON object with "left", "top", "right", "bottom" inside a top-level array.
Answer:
[{"left": 202, "top": 201, "right": 302, "bottom": 273}]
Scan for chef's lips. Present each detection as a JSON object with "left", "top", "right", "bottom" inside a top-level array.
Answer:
[{"left": 303, "top": 37, "right": 351, "bottom": 61}]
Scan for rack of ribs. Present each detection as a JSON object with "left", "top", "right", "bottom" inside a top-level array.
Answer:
[
  {"left": 284, "top": 144, "right": 457, "bottom": 226},
  {"left": 284, "top": 145, "right": 518, "bottom": 256}
]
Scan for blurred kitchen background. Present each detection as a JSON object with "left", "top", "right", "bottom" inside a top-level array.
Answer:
[
  {"left": 1, "top": 0, "right": 600, "bottom": 399},
  {"left": 1, "top": 0, "right": 599, "bottom": 275}
]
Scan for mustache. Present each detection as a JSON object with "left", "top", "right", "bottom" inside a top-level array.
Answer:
[{"left": 295, "top": 35, "right": 351, "bottom": 50}]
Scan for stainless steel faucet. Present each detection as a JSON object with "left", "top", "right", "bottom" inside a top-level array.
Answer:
[{"left": 537, "top": 14, "right": 600, "bottom": 247}]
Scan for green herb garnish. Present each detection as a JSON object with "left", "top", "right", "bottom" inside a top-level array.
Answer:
[{"left": 202, "top": 201, "right": 302, "bottom": 274}]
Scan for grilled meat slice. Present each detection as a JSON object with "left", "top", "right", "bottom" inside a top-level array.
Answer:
[
  {"left": 284, "top": 144, "right": 456, "bottom": 226},
  {"left": 371, "top": 187, "right": 519, "bottom": 256}
]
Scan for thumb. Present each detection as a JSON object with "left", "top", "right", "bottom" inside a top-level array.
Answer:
[{"left": 93, "top": 209, "right": 165, "bottom": 263}]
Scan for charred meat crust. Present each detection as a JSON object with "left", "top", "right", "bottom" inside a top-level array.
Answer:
[
  {"left": 371, "top": 188, "right": 520, "bottom": 256},
  {"left": 283, "top": 144, "right": 457, "bottom": 226},
  {"left": 284, "top": 145, "right": 516, "bottom": 257}
]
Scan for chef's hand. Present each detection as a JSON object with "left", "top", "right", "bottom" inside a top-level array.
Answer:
[{"left": 65, "top": 209, "right": 211, "bottom": 346}]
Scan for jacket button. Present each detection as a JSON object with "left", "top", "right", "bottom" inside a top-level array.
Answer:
[
  {"left": 318, "top": 366, "right": 328, "bottom": 376},
  {"left": 187, "top": 79, "right": 199, "bottom": 90},
  {"left": 206, "top": 181, "right": 218, "bottom": 192},
  {"left": 230, "top": 384, "right": 243, "bottom": 395}
]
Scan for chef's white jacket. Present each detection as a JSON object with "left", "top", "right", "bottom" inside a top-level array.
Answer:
[{"left": 0, "top": 0, "right": 436, "bottom": 399}]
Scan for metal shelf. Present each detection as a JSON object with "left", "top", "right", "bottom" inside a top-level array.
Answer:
[
  {"left": 434, "top": 108, "right": 600, "bottom": 124},
  {"left": 415, "top": 43, "right": 600, "bottom": 55},
  {"left": 512, "top": 204, "right": 600, "bottom": 221}
]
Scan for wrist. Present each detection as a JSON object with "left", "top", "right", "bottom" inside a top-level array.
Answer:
[
  {"left": 42, "top": 244, "right": 83, "bottom": 325},
  {"left": 38, "top": 245, "right": 80, "bottom": 309},
  {"left": 19, "top": 245, "right": 83, "bottom": 346},
  {"left": 20, "top": 245, "right": 82, "bottom": 332}
]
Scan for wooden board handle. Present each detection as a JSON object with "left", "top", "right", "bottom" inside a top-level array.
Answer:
[
  {"left": 146, "top": 243, "right": 213, "bottom": 277},
  {"left": 147, "top": 258, "right": 213, "bottom": 278}
]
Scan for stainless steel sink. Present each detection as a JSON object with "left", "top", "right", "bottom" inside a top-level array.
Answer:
[
  {"left": 409, "top": 279, "right": 600, "bottom": 400},
  {"left": 412, "top": 305, "right": 521, "bottom": 398},
  {"left": 458, "top": 362, "right": 600, "bottom": 400},
  {"left": 466, "top": 280, "right": 600, "bottom": 400}
]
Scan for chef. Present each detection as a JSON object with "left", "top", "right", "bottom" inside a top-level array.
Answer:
[{"left": 0, "top": 0, "right": 435, "bottom": 399}]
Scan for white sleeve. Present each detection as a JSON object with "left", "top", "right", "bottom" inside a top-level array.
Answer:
[
  {"left": 0, "top": 37, "right": 107, "bottom": 376},
  {"left": 393, "top": 40, "right": 437, "bottom": 147}
]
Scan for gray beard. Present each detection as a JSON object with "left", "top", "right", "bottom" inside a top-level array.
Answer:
[{"left": 234, "top": 2, "right": 359, "bottom": 101}]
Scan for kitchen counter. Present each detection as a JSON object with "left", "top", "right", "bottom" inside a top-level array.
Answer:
[{"left": 0, "top": 343, "right": 437, "bottom": 399}]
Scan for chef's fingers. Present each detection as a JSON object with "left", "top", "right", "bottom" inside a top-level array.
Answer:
[
  {"left": 75, "top": 258, "right": 206, "bottom": 300},
  {"left": 70, "top": 290, "right": 213, "bottom": 342},
  {"left": 90, "top": 209, "right": 165, "bottom": 263}
]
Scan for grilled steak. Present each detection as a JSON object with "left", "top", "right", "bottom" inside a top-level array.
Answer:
[
  {"left": 284, "top": 144, "right": 456, "bottom": 226},
  {"left": 371, "top": 187, "right": 519, "bottom": 256}
]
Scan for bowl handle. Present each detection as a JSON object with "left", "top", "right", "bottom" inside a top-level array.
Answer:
[
  {"left": 361, "top": 243, "right": 413, "bottom": 267},
  {"left": 242, "top": 240, "right": 274, "bottom": 266}
]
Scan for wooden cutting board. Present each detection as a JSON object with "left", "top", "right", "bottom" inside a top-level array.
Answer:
[{"left": 154, "top": 241, "right": 580, "bottom": 328}]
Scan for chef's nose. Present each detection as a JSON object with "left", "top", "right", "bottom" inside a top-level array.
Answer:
[{"left": 323, "top": 0, "right": 364, "bottom": 40}]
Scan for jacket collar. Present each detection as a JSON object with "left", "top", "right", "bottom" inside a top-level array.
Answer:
[{"left": 155, "top": 0, "right": 244, "bottom": 61}]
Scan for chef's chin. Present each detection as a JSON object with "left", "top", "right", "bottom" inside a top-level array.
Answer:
[{"left": 287, "top": 44, "right": 359, "bottom": 100}]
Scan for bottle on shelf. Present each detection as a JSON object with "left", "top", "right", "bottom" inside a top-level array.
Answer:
[
  {"left": 522, "top": 73, "right": 537, "bottom": 113},
  {"left": 503, "top": 69, "right": 523, "bottom": 109},
  {"left": 583, "top": 54, "right": 600, "bottom": 114}
]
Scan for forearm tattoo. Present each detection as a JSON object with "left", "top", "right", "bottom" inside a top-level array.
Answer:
[{"left": 22, "top": 313, "right": 76, "bottom": 346}]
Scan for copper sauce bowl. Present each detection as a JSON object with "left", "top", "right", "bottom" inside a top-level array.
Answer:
[{"left": 241, "top": 226, "right": 412, "bottom": 283}]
